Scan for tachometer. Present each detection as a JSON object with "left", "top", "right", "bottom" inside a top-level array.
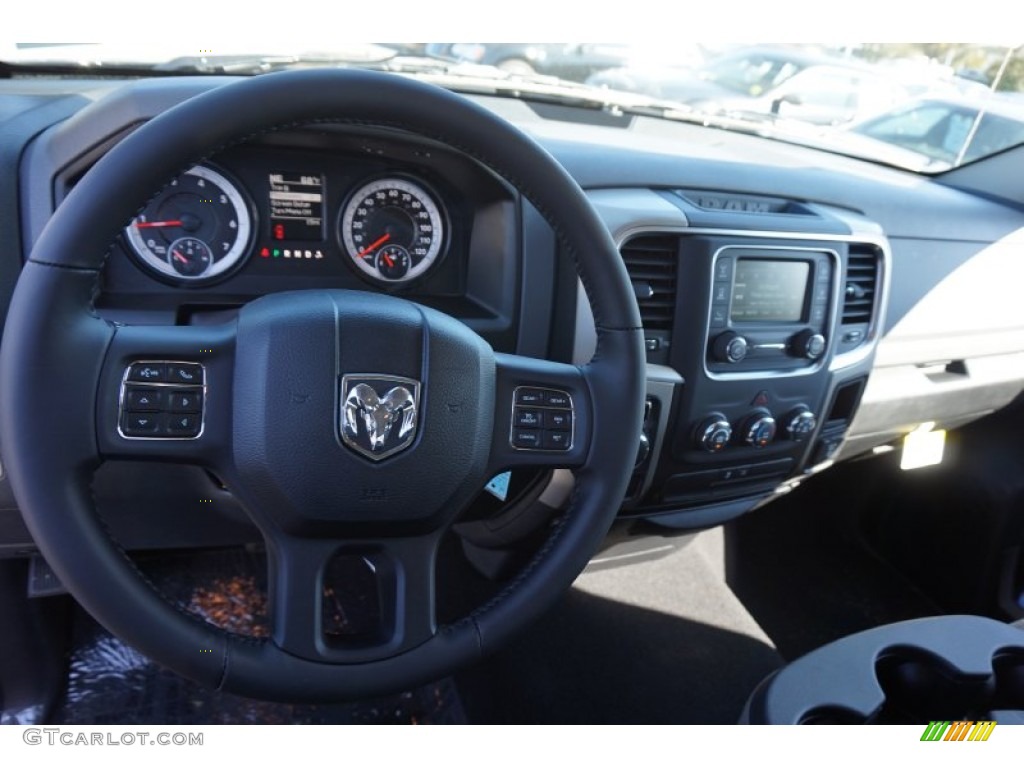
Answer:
[
  {"left": 124, "top": 164, "right": 253, "bottom": 283},
  {"left": 339, "top": 177, "right": 446, "bottom": 284}
]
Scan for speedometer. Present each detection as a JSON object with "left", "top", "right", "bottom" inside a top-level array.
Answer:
[
  {"left": 124, "top": 164, "right": 253, "bottom": 284},
  {"left": 339, "top": 177, "right": 446, "bottom": 284}
]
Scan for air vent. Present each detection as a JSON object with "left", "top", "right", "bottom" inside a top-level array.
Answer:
[
  {"left": 620, "top": 234, "right": 678, "bottom": 331},
  {"left": 842, "top": 245, "right": 879, "bottom": 325}
]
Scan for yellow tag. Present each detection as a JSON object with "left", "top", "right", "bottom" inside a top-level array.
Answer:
[{"left": 900, "top": 426, "right": 946, "bottom": 470}]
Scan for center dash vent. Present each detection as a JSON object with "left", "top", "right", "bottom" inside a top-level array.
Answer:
[
  {"left": 841, "top": 245, "right": 879, "bottom": 325},
  {"left": 620, "top": 234, "right": 678, "bottom": 331}
]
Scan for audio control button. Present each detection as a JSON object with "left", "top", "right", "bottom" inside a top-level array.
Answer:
[
  {"left": 791, "top": 329, "right": 826, "bottom": 360},
  {"left": 713, "top": 332, "right": 748, "bottom": 364}
]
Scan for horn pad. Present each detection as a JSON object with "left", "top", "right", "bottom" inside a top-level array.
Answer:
[{"left": 229, "top": 289, "right": 495, "bottom": 535}]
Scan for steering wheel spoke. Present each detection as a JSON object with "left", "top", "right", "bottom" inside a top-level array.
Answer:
[
  {"left": 485, "top": 352, "right": 592, "bottom": 475},
  {"left": 267, "top": 532, "right": 440, "bottom": 664},
  {"left": 95, "top": 322, "right": 236, "bottom": 466}
]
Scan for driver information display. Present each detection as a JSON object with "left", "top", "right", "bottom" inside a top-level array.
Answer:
[
  {"left": 268, "top": 172, "right": 324, "bottom": 241},
  {"left": 730, "top": 259, "right": 810, "bottom": 323}
]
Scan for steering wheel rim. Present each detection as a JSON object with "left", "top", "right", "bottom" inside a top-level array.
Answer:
[{"left": 0, "top": 69, "right": 645, "bottom": 702}]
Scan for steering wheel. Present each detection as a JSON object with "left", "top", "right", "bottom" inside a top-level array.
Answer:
[{"left": 0, "top": 69, "right": 644, "bottom": 702}]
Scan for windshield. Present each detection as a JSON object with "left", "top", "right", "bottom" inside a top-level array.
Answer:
[{"left": 3, "top": 41, "right": 1023, "bottom": 173}]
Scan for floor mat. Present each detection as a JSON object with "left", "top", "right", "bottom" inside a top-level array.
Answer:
[
  {"left": 456, "top": 529, "right": 784, "bottom": 724},
  {"left": 726, "top": 459, "right": 944, "bottom": 661},
  {"left": 52, "top": 548, "right": 465, "bottom": 725}
]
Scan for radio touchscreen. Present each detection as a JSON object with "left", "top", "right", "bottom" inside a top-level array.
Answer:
[{"left": 730, "top": 259, "right": 810, "bottom": 323}]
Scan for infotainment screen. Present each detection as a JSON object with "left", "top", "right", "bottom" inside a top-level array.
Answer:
[{"left": 730, "top": 259, "right": 810, "bottom": 323}]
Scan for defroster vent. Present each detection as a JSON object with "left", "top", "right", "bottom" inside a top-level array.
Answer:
[{"left": 620, "top": 234, "right": 679, "bottom": 331}]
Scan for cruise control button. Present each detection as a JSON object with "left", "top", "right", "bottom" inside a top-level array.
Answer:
[
  {"left": 515, "top": 388, "right": 544, "bottom": 406},
  {"left": 514, "top": 409, "right": 542, "bottom": 428},
  {"left": 127, "top": 363, "right": 167, "bottom": 383},
  {"left": 166, "top": 413, "right": 201, "bottom": 437},
  {"left": 542, "top": 390, "right": 571, "bottom": 408},
  {"left": 169, "top": 363, "right": 203, "bottom": 384},
  {"left": 511, "top": 429, "right": 542, "bottom": 449},
  {"left": 123, "top": 412, "right": 160, "bottom": 436},
  {"left": 125, "top": 388, "right": 162, "bottom": 411},
  {"left": 168, "top": 390, "right": 203, "bottom": 413},
  {"left": 542, "top": 431, "right": 571, "bottom": 450},
  {"left": 543, "top": 410, "right": 572, "bottom": 430}
]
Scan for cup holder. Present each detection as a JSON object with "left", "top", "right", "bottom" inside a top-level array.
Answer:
[{"left": 742, "top": 616, "right": 1024, "bottom": 725}]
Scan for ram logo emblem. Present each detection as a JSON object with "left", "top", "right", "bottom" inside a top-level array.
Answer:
[{"left": 340, "top": 375, "right": 421, "bottom": 461}]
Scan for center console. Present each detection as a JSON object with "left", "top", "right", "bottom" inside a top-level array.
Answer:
[{"left": 589, "top": 188, "right": 888, "bottom": 526}]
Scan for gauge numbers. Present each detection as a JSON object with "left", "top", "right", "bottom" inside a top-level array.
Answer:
[
  {"left": 124, "top": 164, "right": 253, "bottom": 283},
  {"left": 340, "top": 177, "right": 446, "bottom": 284}
]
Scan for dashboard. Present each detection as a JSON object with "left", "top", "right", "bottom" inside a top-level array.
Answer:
[{"left": 2, "top": 74, "right": 1024, "bottom": 555}]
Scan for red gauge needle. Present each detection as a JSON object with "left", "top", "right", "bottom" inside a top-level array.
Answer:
[
  {"left": 135, "top": 219, "right": 184, "bottom": 229},
  {"left": 172, "top": 250, "right": 189, "bottom": 265},
  {"left": 382, "top": 253, "right": 395, "bottom": 268},
  {"left": 355, "top": 233, "right": 391, "bottom": 259}
]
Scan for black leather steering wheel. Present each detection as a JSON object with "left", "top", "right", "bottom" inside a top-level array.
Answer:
[{"left": 0, "top": 69, "right": 644, "bottom": 702}]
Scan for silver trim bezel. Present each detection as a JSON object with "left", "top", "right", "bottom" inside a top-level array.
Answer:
[
  {"left": 509, "top": 386, "right": 575, "bottom": 453},
  {"left": 118, "top": 361, "right": 207, "bottom": 441},
  {"left": 703, "top": 244, "right": 842, "bottom": 381}
]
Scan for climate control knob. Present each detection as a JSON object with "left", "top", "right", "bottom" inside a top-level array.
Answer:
[
  {"left": 696, "top": 414, "right": 732, "bottom": 453},
  {"left": 784, "top": 407, "right": 817, "bottom": 441},
  {"left": 742, "top": 410, "right": 777, "bottom": 448},
  {"left": 791, "top": 329, "right": 826, "bottom": 360},
  {"left": 713, "top": 331, "right": 748, "bottom": 364}
]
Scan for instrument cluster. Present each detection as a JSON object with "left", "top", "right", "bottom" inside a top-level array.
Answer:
[{"left": 120, "top": 138, "right": 471, "bottom": 292}]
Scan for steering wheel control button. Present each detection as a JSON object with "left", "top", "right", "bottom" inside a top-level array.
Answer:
[
  {"left": 743, "top": 410, "right": 777, "bottom": 449},
  {"left": 543, "top": 410, "right": 572, "bottom": 430},
  {"left": 543, "top": 391, "right": 571, "bottom": 408},
  {"left": 125, "top": 388, "right": 163, "bottom": 411},
  {"left": 542, "top": 431, "right": 571, "bottom": 450},
  {"left": 166, "top": 413, "right": 201, "bottom": 437},
  {"left": 511, "top": 386, "right": 575, "bottom": 452},
  {"left": 168, "top": 390, "right": 203, "bottom": 413},
  {"left": 123, "top": 412, "right": 161, "bottom": 436},
  {"left": 511, "top": 429, "right": 542, "bottom": 449},
  {"left": 514, "top": 409, "right": 542, "bottom": 428},
  {"left": 169, "top": 363, "right": 204, "bottom": 384},
  {"left": 514, "top": 388, "right": 545, "bottom": 406},
  {"left": 696, "top": 414, "right": 732, "bottom": 453},
  {"left": 128, "top": 362, "right": 168, "bottom": 382},
  {"left": 119, "top": 361, "right": 206, "bottom": 440}
]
